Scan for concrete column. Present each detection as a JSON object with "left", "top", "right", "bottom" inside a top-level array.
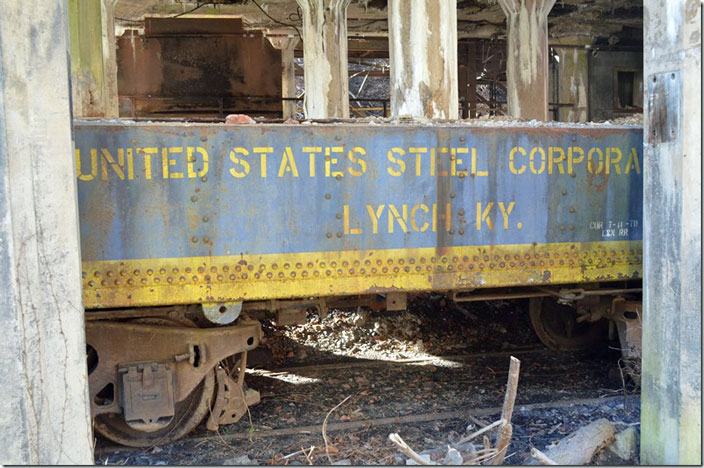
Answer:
[
  {"left": 641, "top": 0, "right": 701, "bottom": 464},
  {"left": 498, "top": 0, "right": 556, "bottom": 120},
  {"left": 388, "top": 0, "right": 458, "bottom": 119},
  {"left": 0, "top": 1, "right": 94, "bottom": 465},
  {"left": 68, "top": 0, "right": 119, "bottom": 117},
  {"left": 267, "top": 33, "right": 300, "bottom": 119},
  {"left": 295, "top": 0, "right": 351, "bottom": 119}
]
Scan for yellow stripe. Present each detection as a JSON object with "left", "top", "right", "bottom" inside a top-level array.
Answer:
[{"left": 81, "top": 241, "right": 642, "bottom": 309}]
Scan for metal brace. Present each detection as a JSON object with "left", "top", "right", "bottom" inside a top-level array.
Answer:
[{"left": 206, "top": 353, "right": 260, "bottom": 431}]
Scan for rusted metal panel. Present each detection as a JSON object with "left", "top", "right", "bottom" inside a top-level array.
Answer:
[
  {"left": 73, "top": 121, "right": 643, "bottom": 308},
  {"left": 116, "top": 18, "right": 282, "bottom": 118}
]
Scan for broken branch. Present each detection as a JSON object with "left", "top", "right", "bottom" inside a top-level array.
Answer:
[
  {"left": 491, "top": 356, "right": 520, "bottom": 465},
  {"left": 458, "top": 418, "right": 505, "bottom": 444},
  {"left": 388, "top": 433, "right": 437, "bottom": 465}
]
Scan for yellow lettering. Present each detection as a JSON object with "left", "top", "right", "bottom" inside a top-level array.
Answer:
[
  {"left": 123, "top": 149, "right": 135, "bottom": 180},
  {"left": 139, "top": 147, "right": 158, "bottom": 180},
  {"left": 387, "top": 204, "right": 408, "bottom": 233},
  {"left": 452, "top": 148, "right": 468, "bottom": 177},
  {"left": 366, "top": 205, "right": 385, "bottom": 234},
  {"left": 509, "top": 147, "right": 526, "bottom": 175},
  {"left": 432, "top": 203, "right": 452, "bottom": 232},
  {"left": 101, "top": 148, "right": 125, "bottom": 180},
  {"left": 343, "top": 204, "right": 363, "bottom": 235},
  {"left": 325, "top": 147, "right": 344, "bottom": 178},
  {"left": 302, "top": 146, "right": 322, "bottom": 177},
  {"left": 548, "top": 147, "right": 565, "bottom": 174},
  {"left": 606, "top": 147, "right": 622, "bottom": 175},
  {"left": 471, "top": 148, "right": 488, "bottom": 177},
  {"left": 228, "top": 147, "right": 251, "bottom": 178},
  {"left": 625, "top": 147, "right": 641, "bottom": 174},
  {"left": 165, "top": 147, "right": 184, "bottom": 179},
  {"left": 529, "top": 147, "right": 546, "bottom": 174},
  {"left": 347, "top": 147, "right": 367, "bottom": 177},
  {"left": 409, "top": 147, "right": 427, "bottom": 176},
  {"left": 568, "top": 147, "right": 584, "bottom": 174},
  {"left": 387, "top": 148, "right": 406, "bottom": 176},
  {"left": 498, "top": 202, "right": 515, "bottom": 229},
  {"left": 477, "top": 202, "right": 494, "bottom": 231},
  {"left": 278, "top": 147, "right": 299, "bottom": 177},
  {"left": 410, "top": 204, "right": 430, "bottom": 232},
  {"left": 587, "top": 148, "right": 604, "bottom": 174},
  {"left": 253, "top": 147, "right": 273, "bottom": 178},
  {"left": 187, "top": 147, "right": 208, "bottom": 178},
  {"left": 75, "top": 148, "right": 97, "bottom": 181},
  {"left": 438, "top": 148, "right": 449, "bottom": 177}
]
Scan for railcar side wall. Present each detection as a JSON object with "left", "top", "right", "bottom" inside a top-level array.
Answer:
[{"left": 74, "top": 122, "right": 643, "bottom": 308}]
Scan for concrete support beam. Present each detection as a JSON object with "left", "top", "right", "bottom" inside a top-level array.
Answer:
[
  {"left": 641, "top": 0, "right": 701, "bottom": 464},
  {"left": 0, "top": 1, "right": 94, "bottom": 464},
  {"left": 68, "top": 0, "right": 119, "bottom": 117},
  {"left": 267, "top": 33, "right": 300, "bottom": 119},
  {"left": 388, "top": 0, "right": 458, "bottom": 119},
  {"left": 553, "top": 38, "right": 591, "bottom": 122},
  {"left": 295, "top": 0, "right": 351, "bottom": 119},
  {"left": 498, "top": 0, "right": 556, "bottom": 121}
]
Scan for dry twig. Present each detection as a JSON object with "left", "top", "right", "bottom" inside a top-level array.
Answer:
[
  {"left": 388, "top": 433, "right": 437, "bottom": 465},
  {"left": 458, "top": 418, "right": 505, "bottom": 444},
  {"left": 322, "top": 396, "right": 351, "bottom": 464},
  {"left": 463, "top": 449, "right": 499, "bottom": 465},
  {"left": 303, "top": 446, "right": 315, "bottom": 465},
  {"left": 281, "top": 446, "right": 315, "bottom": 460}
]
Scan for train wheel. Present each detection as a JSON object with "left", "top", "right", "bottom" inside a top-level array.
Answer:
[
  {"left": 529, "top": 297, "right": 607, "bottom": 351},
  {"left": 93, "top": 317, "right": 216, "bottom": 448}
]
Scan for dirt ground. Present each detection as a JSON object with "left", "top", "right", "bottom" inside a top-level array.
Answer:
[{"left": 95, "top": 296, "right": 640, "bottom": 465}]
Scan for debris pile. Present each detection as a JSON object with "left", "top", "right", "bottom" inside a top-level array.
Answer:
[
  {"left": 388, "top": 356, "right": 521, "bottom": 465},
  {"left": 260, "top": 296, "right": 538, "bottom": 365}
]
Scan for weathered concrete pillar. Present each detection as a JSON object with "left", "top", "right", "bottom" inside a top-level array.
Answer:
[
  {"left": 295, "top": 0, "right": 350, "bottom": 119},
  {"left": 553, "top": 38, "right": 591, "bottom": 122},
  {"left": 497, "top": 0, "right": 556, "bottom": 120},
  {"left": 267, "top": 32, "right": 300, "bottom": 119},
  {"left": 388, "top": 0, "right": 458, "bottom": 119},
  {"left": 68, "top": 0, "right": 119, "bottom": 117},
  {"left": 0, "top": 1, "right": 94, "bottom": 465},
  {"left": 641, "top": 0, "right": 701, "bottom": 464}
]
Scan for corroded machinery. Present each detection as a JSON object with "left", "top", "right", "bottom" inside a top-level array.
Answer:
[{"left": 76, "top": 121, "right": 643, "bottom": 446}]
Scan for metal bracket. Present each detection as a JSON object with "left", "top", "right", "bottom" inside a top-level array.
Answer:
[
  {"left": 611, "top": 297, "right": 642, "bottom": 359},
  {"left": 202, "top": 301, "right": 242, "bottom": 325},
  {"left": 119, "top": 363, "right": 176, "bottom": 432},
  {"left": 206, "top": 353, "right": 260, "bottom": 431},
  {"left": 647, "top": 70, "right": 681, "bottom": 144},
  {"left": 386, "top": 292, "right": 407, "bottom": 311}
]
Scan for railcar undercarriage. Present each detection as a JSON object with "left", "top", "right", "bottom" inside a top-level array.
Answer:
[{"left": 85, "top": 281, "right": 641, "bottom": 447}]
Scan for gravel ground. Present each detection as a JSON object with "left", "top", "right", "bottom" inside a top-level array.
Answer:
[{"left": 95, "top": 297, "right": 640, "bottom": 465}]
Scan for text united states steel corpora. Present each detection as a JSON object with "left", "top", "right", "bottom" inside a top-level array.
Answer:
[{"left": 73, "top": 121, "right": 644, "bottom": 309}]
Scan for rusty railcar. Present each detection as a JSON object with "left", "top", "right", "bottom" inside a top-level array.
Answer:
[{"left": 76, "top": 121, "right": 643, "bottom": 446}]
